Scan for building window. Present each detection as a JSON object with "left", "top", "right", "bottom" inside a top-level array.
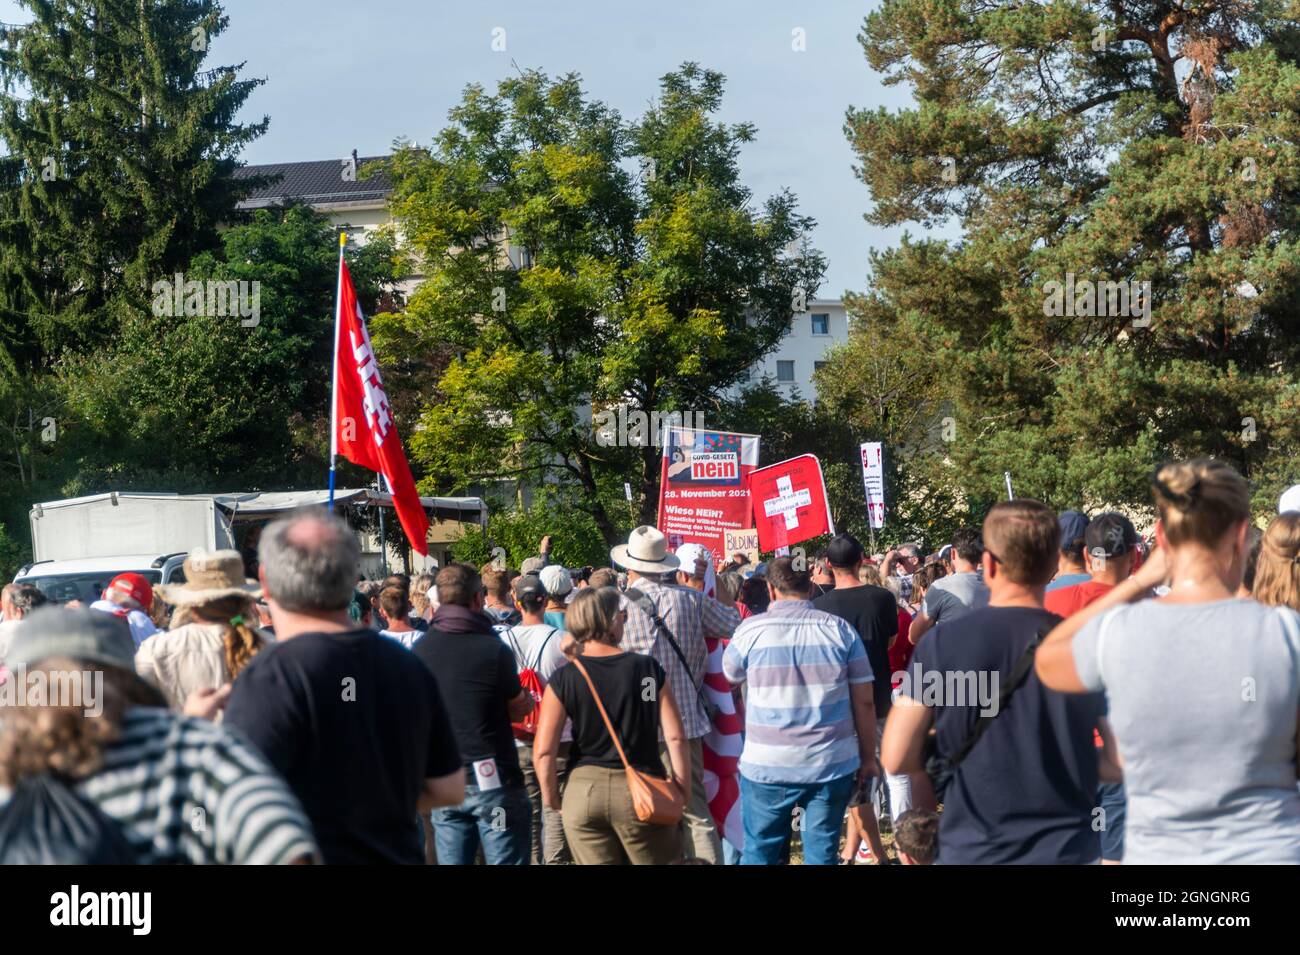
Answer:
[
  {"left": 814, "top": 361, "right": 826, "bottom": 373},
  {"left": 777, "top": 360, "right": 795, "bottom": 383},
  {"left": 811, "top": 313, "right": 829, "bottom": 336}
]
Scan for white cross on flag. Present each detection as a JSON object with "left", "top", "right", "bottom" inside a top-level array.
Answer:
[{"left": 746, "top": 454, "right": 834, "bottom": 552}]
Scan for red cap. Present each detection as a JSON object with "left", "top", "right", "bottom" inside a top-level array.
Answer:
[{"left": 107, "top": 573, "right": 153, "bottom": 611}]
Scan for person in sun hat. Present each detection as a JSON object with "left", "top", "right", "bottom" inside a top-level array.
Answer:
[
  {"left": 89, "top": 572, "right": 160, "bottom": 649},
  {"left": 1279, "top": 484, "right": 1300, "bottom": 515},
  {"left": 133, "top": 549, "right": 271, "bottom": 713},
  {"left": 612, "top": 526, "right": 739, "bottom": 864},
  {"left": 0, "top": 607, "right": 318, "bottom": 864}
]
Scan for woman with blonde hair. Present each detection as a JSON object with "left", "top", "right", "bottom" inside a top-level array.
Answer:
[
  {"left": 1037, "top": 459, "right": 1300, "bottom": 863},
  {"left": 534, "top": 586, "right": 690, "bottom": 864},
  {"left": 135, "top": 550, "right": 272, "bottom": 713},
  {"left": 1250, "top": 513, "right": 1300, "bottom": 610}
]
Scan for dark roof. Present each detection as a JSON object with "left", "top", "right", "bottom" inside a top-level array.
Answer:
[{"left": 234, "top": 156, "right": 392, "bottom": 209}]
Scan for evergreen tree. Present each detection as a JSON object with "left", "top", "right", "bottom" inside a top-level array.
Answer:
[
  {"left": 836, "top": 0, "right": 1300, "bottom": 518},
  {"left": 0, "top": 0, "right": 267, "bottom": 360}
]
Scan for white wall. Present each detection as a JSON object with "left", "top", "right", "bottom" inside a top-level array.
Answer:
[{"left": 741, "top": 300, "right": 848, "bottom": 402}]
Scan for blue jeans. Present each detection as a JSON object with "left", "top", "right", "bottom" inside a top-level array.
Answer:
[
  {"left": 1097, "top": 782, "right": 1126, "bottom": 862},
  {"left": 431, "top": 783, "right": 531, "bottom": 865},
  {"left": 740, "top": 774, "right": 855, "bottom": 866}
]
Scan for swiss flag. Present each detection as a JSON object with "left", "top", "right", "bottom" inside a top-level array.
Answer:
[
  {"left": 333, "top": 259, "right": 430, "bottom": 555},
  {"left": 747, "top": 454, "right": 834, "bottom": 553}
]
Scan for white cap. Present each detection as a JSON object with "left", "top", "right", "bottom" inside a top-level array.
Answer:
[{"left": 1280, "top": 485, "right": 1300, "bottom": 515}]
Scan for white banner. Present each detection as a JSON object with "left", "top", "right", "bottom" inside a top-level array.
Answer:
[{"left": 860, "top": 441, "right": 886, "bottom": 529}]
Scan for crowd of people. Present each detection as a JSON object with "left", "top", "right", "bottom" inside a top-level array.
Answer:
[{"left": 2, "top": 455, "right": 1300, "bottom": 865}]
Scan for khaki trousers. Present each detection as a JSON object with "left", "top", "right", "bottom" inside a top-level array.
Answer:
[
  {"left": 659, "top": 736, "right": 722, "bottom": 864},
  {"left": 561, "top": 764, "right": 680, "bottom": 865}
]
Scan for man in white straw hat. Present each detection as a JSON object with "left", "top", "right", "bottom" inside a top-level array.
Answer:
[
  {"left": 612, "top": 526, "right": 739, "bottom": 863},
  {"left": 135, "top": 549, "right": 269, "bottom": 712}
]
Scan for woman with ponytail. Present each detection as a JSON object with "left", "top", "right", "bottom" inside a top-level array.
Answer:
[
  {"left": 136, "top": 549, "right": 272, "bottom": 713},
  {"left": 1037, "top": 459, "right": 1300, "bottom": 864}
]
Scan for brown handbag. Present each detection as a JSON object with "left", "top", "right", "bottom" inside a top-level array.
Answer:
[{"left": 571, "top": 657, "right": 684, "bottom": 826}]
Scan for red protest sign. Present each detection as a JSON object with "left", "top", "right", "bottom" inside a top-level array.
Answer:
[{"left": 747, "top": 454, "right": 834, "bottom": 553}]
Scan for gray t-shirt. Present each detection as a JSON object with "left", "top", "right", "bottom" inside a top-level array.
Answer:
[
  {"left": 922, "top": 571, "right": 989, "bottom": 624},
  {"left": 1073, "top": 598, "right": 1300, "bottom": 864}
]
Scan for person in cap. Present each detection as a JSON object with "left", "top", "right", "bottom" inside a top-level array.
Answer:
[
  {"left": 134, "top": 550, "right": 271, "bottom": 713},
  {"left": 539, "top": 564, "right": 573, "bottom": 630},
  {"left": 612, "top": 526, "right": 739, "bottom": 864},
  {"left": 0, "top": 607, "right": 318, "bottom": 864},
  {"left": 1279, "top": 485, "right": 1300, "bottom": 516},
  {"left": 89, "top": 572, "right": 160, "bottom": 648},
  {"left": 1047, "top": 510, "right": 1092, "bottom": 592},
  {"left": 500, "top": 573, "right": 573, "bottom": 865},
  {"left": 673, "top": 542, "right": 716, "bottom": 597},
  {"left": 1044, "top": 513, "right": 1139, "bottom": 618}
]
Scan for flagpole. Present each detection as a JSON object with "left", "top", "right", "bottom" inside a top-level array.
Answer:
[{"left": 328, "top": 231, "right": 347, "bottom": 510}]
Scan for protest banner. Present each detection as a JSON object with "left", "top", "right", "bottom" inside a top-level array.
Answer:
[
  {"left": 747, "top": 454, "right": 834, "bottom": 553},
  {"left": 657, "top": 427, "right": 760, "bottom": 557},
  {"left": 860, "top": 441, "right": 885, "bottom": 529},
  {"left": 723, "top": 527, "right": 760, "bottom": 567}
]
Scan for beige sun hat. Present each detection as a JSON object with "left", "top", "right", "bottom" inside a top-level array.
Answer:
[
  {"left": 610, "top": 526, "right": 681, "bottom": 575},
  {"left": 154, "top": 549, "right": 261, "bottom": 606}
]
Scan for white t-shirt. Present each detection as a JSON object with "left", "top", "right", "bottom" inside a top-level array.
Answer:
[
  {"left": 378, "top": 629, "right": 420, "bottom": 650},
  {"left": 501, "top": 623, "right": 570, "bottom": 743}
]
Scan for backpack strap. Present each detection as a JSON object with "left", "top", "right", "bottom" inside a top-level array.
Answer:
[
  {"left": 948, "top": 617, "right": 1055, "bottom": 769},
  {"left": 528, "top": 628, "right": 559, "bottom": 673}
]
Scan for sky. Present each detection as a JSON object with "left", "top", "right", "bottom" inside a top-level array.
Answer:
[{"left": 0, "top": 0, "right": 931, "bottom": 298}]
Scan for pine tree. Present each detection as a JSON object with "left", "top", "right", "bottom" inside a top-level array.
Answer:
[
  {"left": 836, "top": 0, "right": 1300, "bottom": 516},
  {"left": 0, "top": 0, "right": 267, "bottom": 360}
]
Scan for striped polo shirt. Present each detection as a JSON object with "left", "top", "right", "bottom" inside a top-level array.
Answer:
[
  {"left": 723, "top": 599, "right": 873, "bottom": 784},
  {"left": 73, "top": 707, "right": 318, "bottom": 864}
]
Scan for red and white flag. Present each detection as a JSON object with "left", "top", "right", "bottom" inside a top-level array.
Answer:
[{"left": 332, "top": 257, "right": 430, "bottom": 555}]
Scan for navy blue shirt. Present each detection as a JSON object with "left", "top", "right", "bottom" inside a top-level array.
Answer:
[{"left": 908, "top": 606, "right": 1105, "bottom": 864}]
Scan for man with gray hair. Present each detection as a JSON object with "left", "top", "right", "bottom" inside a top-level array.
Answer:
[
  {"left": 0, "top": 583, "right": 47, "bottom": 663},
  {"left": 220, "top": 509, "right": 466, "bottom": 864}
]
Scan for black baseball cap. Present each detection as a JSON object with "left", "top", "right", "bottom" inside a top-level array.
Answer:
[
  {"left": 825, "top": 534, "right": 865, "bottom": 569},
  {"left": 1085, "top": 513, "right": 1139, "bottom": 559},
  {"left": 512, "top": 574, "right": 547, "bottom": 600}
]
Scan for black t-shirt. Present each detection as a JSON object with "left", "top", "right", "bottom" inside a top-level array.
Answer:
[
  {"left": 224, "top": 628, "right": 461, "bottom": 865},
  {"left": 411, "top": 626, "right": 524, "bottom": 785},
  {"left": 549, "top": 652, "right": 667, "bottom": 777},
  {"left": 813, "top": 584, "right": 898, "bottom": 717},
  {"left": 908, "top": 606, "right": 1105, "bottom": 864}
]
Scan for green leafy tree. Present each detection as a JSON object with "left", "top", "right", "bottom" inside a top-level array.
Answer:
[
  {"left": 41, "top": 206, "right": 400, "bottom": 503},
  {"left": 844, "top": 0, "right": 1300, "bottom": 518},
  {"left": 374, "top": 64, "right": 824, "bottom": 544}
]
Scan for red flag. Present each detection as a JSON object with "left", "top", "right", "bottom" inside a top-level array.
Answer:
[{"left": 333, "top": 259, "right": 430, "bottom": 555}]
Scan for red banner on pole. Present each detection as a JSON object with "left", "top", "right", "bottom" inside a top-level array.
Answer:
[
  {"left": 333, "top": 259, "right": 430, "bottom": 555},
  {"left": 747, "top": 454, "right": 834, "bottom": 553}
]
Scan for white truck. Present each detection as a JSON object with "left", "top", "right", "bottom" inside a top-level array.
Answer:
[{"left": 13, "top": 493, "right": 236, "bottom": 604}]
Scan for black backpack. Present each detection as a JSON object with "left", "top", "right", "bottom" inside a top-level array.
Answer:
[{"left": 0, "top": 774, "right": 139, "bottom": 864}]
